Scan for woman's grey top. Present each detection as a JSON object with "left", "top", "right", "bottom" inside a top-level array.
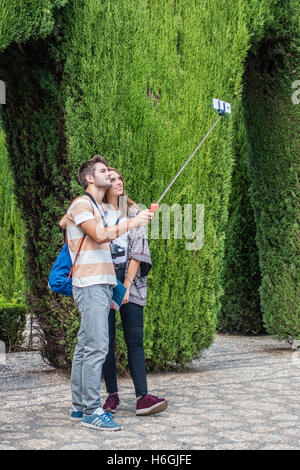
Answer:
[{"left": 126, "top": 205, "right": 152, "bottom": 306}]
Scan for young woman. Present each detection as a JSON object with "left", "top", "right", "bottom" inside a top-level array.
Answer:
[{"left": 101, "top": 168, "right": 168, "bottom": 416}]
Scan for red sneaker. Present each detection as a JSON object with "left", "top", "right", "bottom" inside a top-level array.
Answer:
[
  {"left": 136, "top": 394, "right": 168, "bottom": 416},
  {"left": 103, "top": 393, "right": 120, "bottom": 414}
]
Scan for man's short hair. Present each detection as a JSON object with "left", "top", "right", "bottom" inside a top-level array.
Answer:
[{"left": 77, "top": 155, "right": 108, "bottom": 189}]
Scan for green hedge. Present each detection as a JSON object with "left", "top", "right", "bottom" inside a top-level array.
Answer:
[
  {"left": 0, "top": 303, "right": 27, "bottom": 352},
  {"left": 218, "top": 105, "right": 263, "bottom": 335},
  {"left": 0, "top": 0, "right": 68, "bottom": 53},
  {"left": 2, "top": 0, "right": 299, "bottom": 370},
  {"left": 243, "top": 0, "right": 300, "bottom": 340},
  {"left": 58, "top": 0, "right": 272, "bottom": 368},
  {"left": 0, "top": 130, "right": 26, "bottom": 301},
  {"left": 0, "top": 33, "right": 72, "bottom": 365}
]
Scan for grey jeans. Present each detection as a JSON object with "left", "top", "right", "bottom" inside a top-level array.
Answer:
[{"left": 71, "top": 284, "right": 113, "bottom": 415}]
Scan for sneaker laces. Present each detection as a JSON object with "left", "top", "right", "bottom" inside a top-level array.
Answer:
[{"left": 101, "top": 412, "right": 115, "bottom": 424}]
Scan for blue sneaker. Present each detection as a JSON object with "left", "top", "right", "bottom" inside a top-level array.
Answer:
[
  {"left": 81, "top": 408, "right": 121, "bottom": 431},
  {"left": 70, "top": 407, "right": 83, "bottom": 422}
]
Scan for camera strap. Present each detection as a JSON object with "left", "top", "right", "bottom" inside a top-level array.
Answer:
[
  {"left": 85, "top": 192, "right": 108, "bottom": 227},
  {"left": 84, "top": 192, "right": 123, "bottom": 250}
]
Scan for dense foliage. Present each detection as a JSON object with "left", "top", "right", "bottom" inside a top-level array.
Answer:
[
  {"left": 218, "top": 105, "right": 264, "bottom": 335},
  {"left": 243, "top": 0, "right": 300, "bottom": 339},
  {"left": 0, "top": 302, "right": 27, "bottom": 352},
  {"left": 0, "top": 0, "right": 68, "bottom": 53},
  {"left": 0, "top": 0, "right": 299, "bottom": 369},
  {"left": 0, "top": 130, "right": 26, "bottom": 301}
]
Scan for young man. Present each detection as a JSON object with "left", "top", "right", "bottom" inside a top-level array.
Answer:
[{"left": 60, "top": 155, "right": 153, "bottom": 431}]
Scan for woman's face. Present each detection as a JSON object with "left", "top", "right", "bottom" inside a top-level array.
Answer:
[{"left": 107, "top": 170, "right": 124, "bottom": 198}]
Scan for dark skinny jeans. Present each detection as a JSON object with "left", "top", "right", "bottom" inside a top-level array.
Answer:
[{"left": 102, "top": 267, "right": 148, "bottom": 397}]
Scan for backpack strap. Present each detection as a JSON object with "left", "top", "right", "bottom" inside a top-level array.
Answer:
[
  {"left": 66, "top": 195, "right": 95, "bottom": 281},
  {"left": 67, "top": 233, "right": 86, "bottom": 281}
]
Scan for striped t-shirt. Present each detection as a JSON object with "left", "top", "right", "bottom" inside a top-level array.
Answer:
[{"left": 65, "top": 196, "right": 117, "bottom": 288}]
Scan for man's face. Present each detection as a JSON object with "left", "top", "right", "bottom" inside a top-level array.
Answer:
[{"left": 89, "top": 162, "right": 112, "bottom": 190}]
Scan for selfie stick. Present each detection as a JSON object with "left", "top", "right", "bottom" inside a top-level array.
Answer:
[{"left": 150, "top": 98, "right": 231, "bottom": 212}]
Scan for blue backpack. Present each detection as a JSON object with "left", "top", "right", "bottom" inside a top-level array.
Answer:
[
  {"left": 48, "top": 231, "right": 86, "bottom": 297},
  {"left": 48, "top": 243, "right": 73, "bottom": 296}
]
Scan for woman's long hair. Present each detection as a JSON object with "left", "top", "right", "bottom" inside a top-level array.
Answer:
[{"left": 103, "top": 167, "right": 139, "bottom": 217}]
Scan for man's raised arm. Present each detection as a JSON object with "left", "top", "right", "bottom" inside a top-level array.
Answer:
[{"left": 80, "top": 209, "right": 153, "bottom": 244}]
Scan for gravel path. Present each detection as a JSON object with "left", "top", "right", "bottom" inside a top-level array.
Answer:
[{"left": 0, "top": 334, "right": 299, "bottom": 450}]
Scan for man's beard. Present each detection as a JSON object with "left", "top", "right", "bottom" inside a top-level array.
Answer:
[{"left": 94, "top": 178, "right": 112, "bottom": 190}]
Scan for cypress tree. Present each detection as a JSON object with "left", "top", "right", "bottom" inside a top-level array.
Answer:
[
  {"left": 218, "top": 105, "right": 263, "bottom": 335},
  {"left": 59, "top": 0, "right": 271, "bottom": 368},
  {"left": 1, "top": 0, "right": 298, "bottom": 370},
  {"left": 0, "top": 129, "right": 26, "bottom": 301},
  {"left": 243, "top": 0, "right": 300, "bottom": 340},
  {"left": 0, "top": 0, "right": 68, "bottom": 53}
]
